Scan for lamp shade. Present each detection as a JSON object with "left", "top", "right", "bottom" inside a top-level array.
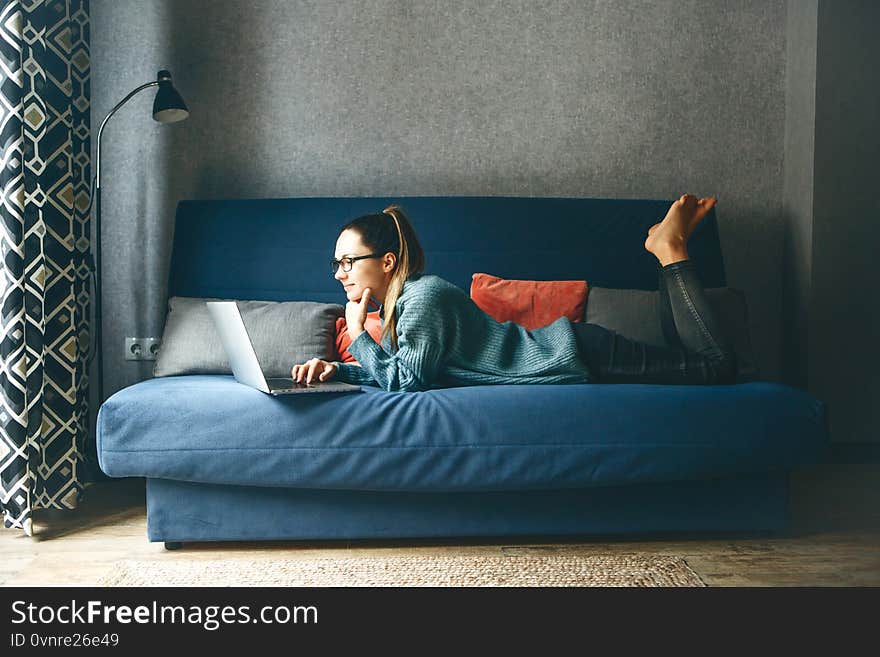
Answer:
[{"left": 152, "top": 69, "right": 189, "bottom": 123}]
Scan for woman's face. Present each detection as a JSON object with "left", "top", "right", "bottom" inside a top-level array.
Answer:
[{"left": 334, "top": 229, "right": 396, "bottom": 305}]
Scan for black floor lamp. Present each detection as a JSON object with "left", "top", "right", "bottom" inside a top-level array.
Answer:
[{"left": 86, "top": 70, "right": 189, "bottom": 454}]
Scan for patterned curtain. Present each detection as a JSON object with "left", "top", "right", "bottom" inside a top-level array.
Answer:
[{"left": 0, "top": 0, "right": 91, "bottom": 535}]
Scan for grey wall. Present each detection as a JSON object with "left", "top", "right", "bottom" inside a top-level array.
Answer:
[
  {"left": 89, "top": 1, "right": 790, "bottom": 440},
  {"left": 782, "top": 0, "right": 880, "bottom": 444},
  {"left": 810, "top": 0, "right": 880, "bottom": 444},
  {"left": 781, "top": 0, "right": 816, "bottom": 392}
]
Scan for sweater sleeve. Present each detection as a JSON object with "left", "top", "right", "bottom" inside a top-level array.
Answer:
[
  {"left": 332, "top": 360, "right": 380, "bottom": 386},
  {"left": 344, "top": 305, "right": 447, "bottom": 393}
]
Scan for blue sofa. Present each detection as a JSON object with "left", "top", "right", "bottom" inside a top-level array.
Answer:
[{"left": 97, "top": 196, "right": 829, "bottom": 548}]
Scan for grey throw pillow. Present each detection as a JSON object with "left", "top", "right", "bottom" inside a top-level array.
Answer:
[
  {"left": 584, "top": 287, "right": 760, "bottom": 381},
  {"left": 153, "top": 297, "right": 344, "bottom": 378}
]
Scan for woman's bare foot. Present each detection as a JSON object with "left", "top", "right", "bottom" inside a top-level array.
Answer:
[{"left": 645, "top": 194, "right": 717, "bottom": 266}]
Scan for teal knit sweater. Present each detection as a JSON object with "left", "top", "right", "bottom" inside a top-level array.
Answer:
[{"left": 333, "top": 274, "right": 593, "bottom": 392}]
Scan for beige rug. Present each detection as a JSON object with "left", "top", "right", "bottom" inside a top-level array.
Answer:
[{"left": 97, "top": 554, "right": 705, "bottom": 587}]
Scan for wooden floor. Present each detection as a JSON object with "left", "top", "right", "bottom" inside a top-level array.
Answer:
[{"left": 2, "top": 466, "right": 879, "bottom": 587}]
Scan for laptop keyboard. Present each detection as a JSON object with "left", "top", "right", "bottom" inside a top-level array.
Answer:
[{"left": 265, "top": 378, "right": 308, "bottom": 389}]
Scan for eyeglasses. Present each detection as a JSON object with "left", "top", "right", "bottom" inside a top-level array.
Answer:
[{"left": 330, "top": 252, "right": 383, "bottom": 274}]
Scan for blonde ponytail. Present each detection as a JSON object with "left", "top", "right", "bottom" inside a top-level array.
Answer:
[{"left": 380, "top": 206, "right": 411, "bottom": 352}]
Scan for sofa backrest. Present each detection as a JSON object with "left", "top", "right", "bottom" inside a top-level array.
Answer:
[{"left": 167, "top": 196, "right": 727, "bottom": 303}]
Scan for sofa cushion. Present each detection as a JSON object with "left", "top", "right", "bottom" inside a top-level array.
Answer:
[
  {"left": 153, "top": 297, "right": 343, "bottom": 378},
  {"left": 98, "top": 375, "right": 828, "bottom": 492},
  {"left": 585, "top": 287, "right": 759, "bottom": 381},
  {"left": 470, "top": 273, "right": 588, "bottom": 330},
  {"left": 335, "top": 312, "right": 383, "bottom": 363}
]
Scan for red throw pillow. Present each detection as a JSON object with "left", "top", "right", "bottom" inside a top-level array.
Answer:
[
  {"left": 470, "top": 273, "right": 588, "bottom": 331},
  {"left": 335, "top": 311, "right": 383, "bottom": 363}
]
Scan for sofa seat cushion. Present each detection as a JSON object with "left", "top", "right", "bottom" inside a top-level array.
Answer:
[{"left": 97, "top": 375, "right": 828, "bottom": 492}]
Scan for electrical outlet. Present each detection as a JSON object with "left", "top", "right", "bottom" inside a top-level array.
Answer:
[{"left": 125, "top": 337, "right": 161, "bottom": 361}]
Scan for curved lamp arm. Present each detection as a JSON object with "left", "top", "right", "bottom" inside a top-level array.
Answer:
[{"left": 95, "top": 80, "right": 158, "bottom": 190}]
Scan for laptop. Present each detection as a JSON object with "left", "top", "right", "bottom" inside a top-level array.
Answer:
[{"left": 206, "top": 301, "right": 363, "bottom": 396}]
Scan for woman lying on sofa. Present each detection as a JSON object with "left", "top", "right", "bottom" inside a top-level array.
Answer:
[{"left": 290, "top": 195, "right": 738, "bottom": 392}]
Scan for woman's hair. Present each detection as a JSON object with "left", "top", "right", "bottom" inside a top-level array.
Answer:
[{"left": 339, "top": 204, "right": 425, "bottom": 351}]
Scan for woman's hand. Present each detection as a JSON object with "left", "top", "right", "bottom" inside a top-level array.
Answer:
[
  {"left": 345, "top": 287, "right": 372, "bottom": 339},
  {"left": 291, "top": 358, "right": 338, "bottom": 384}
]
